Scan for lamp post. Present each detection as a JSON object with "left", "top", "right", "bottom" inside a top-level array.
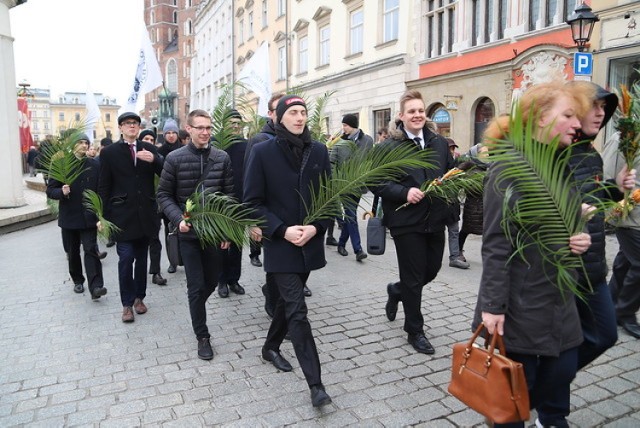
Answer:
[{"left": 566, "top": 2, "right": 600, "bottom": 52}]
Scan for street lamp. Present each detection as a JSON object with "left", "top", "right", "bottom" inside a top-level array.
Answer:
[{"left": 566, "top": 2, "right": 600, "bottom": 52}]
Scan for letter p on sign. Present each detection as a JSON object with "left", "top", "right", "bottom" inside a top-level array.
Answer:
[{"left": 574, "top": 52, "right": 593, "bottom": 76}]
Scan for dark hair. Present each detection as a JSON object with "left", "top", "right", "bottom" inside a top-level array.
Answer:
[
  {"left": 268, "top": 93, "right": 285, "bottom": 111},
  {"left": 377, "top": 127, "right": 388, "bottom": 135}
]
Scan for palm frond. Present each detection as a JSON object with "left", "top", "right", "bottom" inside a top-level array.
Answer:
[
  {"left": 46, "top": 198, "right": 59, "bottom": 217},
  {"left": 38, "top": 124, "right": 89, "bottom": 185},
  {"left": 83, "top": 189, "right": 121, "bottom": 242},
  {"left": 489, "top": 103, "right": 589, "bottom": 299},
  {"left": 210, "top": 82, "right": 246, "bottom": 151},
  {"left": 303, "top": 144, "right": 436, "bottom": 225},
  {"left": 186, "top": 191, "right": 263, "bottom": 248}
]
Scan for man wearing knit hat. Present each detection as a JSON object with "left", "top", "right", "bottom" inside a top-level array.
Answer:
[
  {"left": 329, "top": 113, "right": 373, "bottom": 261},
  {"left": 158, "top": 118, "right": 182, "bottom": 274},
  {"left": 244, "top": 95, "right": 333, "bottom": 407}
]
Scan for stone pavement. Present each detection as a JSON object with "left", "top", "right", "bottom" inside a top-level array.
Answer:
[{"left": 1, "top": 195, "right": 639, "bottom": 427}]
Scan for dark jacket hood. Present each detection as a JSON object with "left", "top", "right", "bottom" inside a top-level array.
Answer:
[{"left": 594, "top": 85, "right": 618, "bottom": 130}]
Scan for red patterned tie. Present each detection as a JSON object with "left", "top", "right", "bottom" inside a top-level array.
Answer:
[{"left": 129, "top": 143, "right": 136, "bottom": 163}]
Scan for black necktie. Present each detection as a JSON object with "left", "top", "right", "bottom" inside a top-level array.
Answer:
[{"left": 414, "top": 137, "right": 422, "bottom": 149}]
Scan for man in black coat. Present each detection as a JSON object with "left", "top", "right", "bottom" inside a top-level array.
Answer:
[
  {"left": 157, "top": 109, "right": 234, "bottom": 360},
  {"left": 372, "top": 90, "right": 454, "bottom": 355},
  {"left": 244, "top": 95, "right": 332, "bottom": 407},
  {"left": 98, "top": 112, "right": 163, "bottom": 323},
  {"left": 46, "top": 134, "right": 107, "bottom": 299}
]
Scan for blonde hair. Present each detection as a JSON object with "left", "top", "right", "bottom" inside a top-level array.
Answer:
[{"left": 484, "top": 80, "right": 590, "bottom": 142}]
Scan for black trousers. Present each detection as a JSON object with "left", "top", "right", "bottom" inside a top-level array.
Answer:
[
  {"left": 219, "top": 243, "right": 242, "bottom": 284},
  {"left": 62, "top": 228, "right": 104, "bottom": 292},
  {"left": 390, "top": 231, "right": 445, "bottom": 335},
  {"left": 116, "top": 237, "right": 149, "bottom": 307},
  {"left": 264, "top": 272, "right": 321, "bottom": 387},
  {"left": 180, "top": 238, "right": 221, "bottom": 339},
  {"left": 249, "top": 240, "right": 261, "bottom": 258},
  {"left": 611, "top": 228, "right": 640, "bottom": 322},
  {"left": 148, "top": 213, "right": 162, "bottom": 274}
]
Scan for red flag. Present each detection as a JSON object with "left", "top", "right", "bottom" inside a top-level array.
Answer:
[{"left": 17, "top": 98, "right": 33, "bottom": 154}]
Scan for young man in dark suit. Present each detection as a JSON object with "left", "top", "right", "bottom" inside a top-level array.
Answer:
[{"left": 98, "top": 112, "right": 164, "bottom": 323}]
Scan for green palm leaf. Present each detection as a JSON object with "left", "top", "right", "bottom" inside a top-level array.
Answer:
[
  {"left": 186, "top": 191, "right": 263, "bottom": 248},
  {"left": 83, "top": 189, "right": 121, "bottom": 242},
  {"left": 210, "top": 82, "right": 246, "bottom": 151},
  {"left": 303, "top": 143, "right": 436, "bottom": 225},
  {"left": 38, "top": 125, "right": 88, "bottom": 185},
  {"left": 489, "top": 103, "right": 589, "bottom": 299}
]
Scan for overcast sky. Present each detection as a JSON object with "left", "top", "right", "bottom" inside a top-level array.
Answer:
[{"left": 10, "top": 0, "right": 144, "bottom": 105}]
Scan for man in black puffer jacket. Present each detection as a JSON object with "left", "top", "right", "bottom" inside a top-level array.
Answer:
[
  {"left": 536, "top": 82, "right": 637, "bottom": 427},
  {"left": 157, "top": 109, "right": 234, "bottom": 361}
]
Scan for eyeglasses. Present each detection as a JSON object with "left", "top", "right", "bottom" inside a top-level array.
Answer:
[
  {"left": 191, "top": 126, "right": 213, "bottom": 132},
  {"left": 122, "top": 121, "right": 140, "bottom": 126}
]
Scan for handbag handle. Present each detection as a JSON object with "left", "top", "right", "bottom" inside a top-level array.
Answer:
[{"left": 467, "top": 322, "right": 507, "bottom": 357}]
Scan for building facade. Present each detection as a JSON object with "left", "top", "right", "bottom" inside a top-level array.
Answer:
[
  {"left": 49, "top": 92, "right": 120, "bottom": 142},
  {"left": 21, "top": 87, "right": 52, "bottom": 143}
]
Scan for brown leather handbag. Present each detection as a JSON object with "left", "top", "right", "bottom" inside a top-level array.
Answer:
[{"left": 448, "top": 323, "right": 530, "bottom": 424}]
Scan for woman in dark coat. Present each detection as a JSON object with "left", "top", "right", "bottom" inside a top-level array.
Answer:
[
  {"left": 473, "top": 81, "right": 591, "bottom": 428},
  {"left": 244, "top": 95, "right": 332, "bottom": 408}
]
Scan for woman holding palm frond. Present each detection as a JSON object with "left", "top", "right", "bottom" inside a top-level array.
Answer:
[
  {"left": 244, "top": 95, "right": 333, "bottom": 408},
  {"left": 373, "top": 90, "right": 455, "bottom": 356},
  {"left": 472, "top": 81, "right": 592, "bottom": 428},
  {"left": 46, "top": 134, "right": 107, "bottom": 300}
]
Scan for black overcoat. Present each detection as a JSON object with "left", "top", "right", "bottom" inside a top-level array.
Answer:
[
  {"left": 98, "top": 140, "right": 163, "bottom": 241},
  {"left": 243, "top": 137, "right": 331, "bottom": 273}
]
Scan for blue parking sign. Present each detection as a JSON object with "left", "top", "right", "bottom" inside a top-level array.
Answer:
[{"left": 574, "top": 52, "right": 593, "bottom": 76}]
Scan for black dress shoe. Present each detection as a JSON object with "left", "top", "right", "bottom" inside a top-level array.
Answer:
[
  {"left": 97, "top": 251, "right": 108, "bottom": 260},
  {"left": 152, "top": 273, "right": 167, "bottom": 285},
  {"left": 385, "top": 282, "right": 399, "bottom": 321},
  {"left": 106, "top": 240, "right": 115, "bottom": 248},
  {"left": 303, "top": 285, "right": 312, "bottom": 297},
  {"left": 337, "top": 246, "right": 348, "bottom": 256},
  {"left": 355, "top": 250, "right": 367, "bottom": 261},
  {"left": 229, "top": 282, "right": 245, "bottom": 295},
  {"left": 90, "top": 286, "right": 107, "bottom": 300},
  {"left": 167, "top": 264, "right": 177, "bottom": 274},
  {"left": 74, "top": 283, "right": 84, "bottom": 294},
  {"left": 250, "top": 256, "right": 263, "bottom": 267},
  {"left": 218, "top": 283, "right": 229, "bottom": 298},
  {"left": 262, "top": 284, "right": 275, "bottom": 318},
  {"left": 325, "top": 236, "right": 338, "bottom": 246},
  {"left": 408, "top": 333, "right": 435, "bottom": 354},
  {"left": 262, "top": 348, "right": 293, "bottom": 372},
  {"left": 198, "top": 338, "right": 214, "bottom": 360},
  {"left": 620, "top": 320, "right": 640, "bottom": 339},
  {"left": 310, "top": 384, "right": 332, "bottom": 407}
]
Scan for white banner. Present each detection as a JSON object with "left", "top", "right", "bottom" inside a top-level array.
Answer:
[
  {"left": 84, "top": 87, "right": 101, "bottom": 143},
  {"left": 123, "top": 24, "right": 164, "bottom": 113},
  {"left": 237, "top": 41, "right": 272, "bottom": 116}
]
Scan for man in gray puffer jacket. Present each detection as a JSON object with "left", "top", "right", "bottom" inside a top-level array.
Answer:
[{"left": 157, "top": 109, "right": 234, "bottom": 361}]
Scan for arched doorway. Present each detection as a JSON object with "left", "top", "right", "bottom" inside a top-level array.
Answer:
[
  {"left": 428, "top": 104, "right": 450, "bottom": 137},
  {"left": 474, "top": 97, "right": 495, "bottom": 146}
]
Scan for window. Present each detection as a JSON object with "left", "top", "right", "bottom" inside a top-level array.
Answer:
[
  {"left": 529, "top": 0, "right": 540, "bottom": 31},
  {"left": 184, "top": 19, "right": 192, "bottom": 35},
  {"left": 472, "top": 0, "right": 480, "bottom": 46},
  {"left": 485, "top": 0, "right": 494, "bottom": 42},
  {"left": 262, "top": 0, "right": 268, "bottom": 27},
  {"left": 350, "top": 9, "right": 364, "bottom": 55},
  {"left": 564, "top": 0, "right": 577, "bottom": 20},
  {"left": 425, "top": 0, "right": 455, "bottom": 58},
  {"left": 44, "top": 122, "right": 49, "bottom": 130},
  {"left": 150, "top": 11, "right": 155, "bottom": 24},
  {"left": 105, "top": 113, "right": 111, "bottom": 122},
  {"left": 167, "top": 59, "right": 178, "bottom": 92},
  {"left": 373, "top": 108, "right": 391, "bottom": 137},
  {"left": 319, "top": 25, "right": 330, "bottom": 66},
  {"left": 239, "top": 19, "right": 244, "bottom": 44},
  {"left": 383, "top": 0, "right": 399, "bottom": 43},
  {"left": 58, "top": 112, "right": 64, "bottom": 121},
  {"left": 278, "top": 0, "right": 285, "bottom": 17},
  {"left": 473, "top": 97, "right": 495, "bottom": 145},
  {"left": 173, "top": 11, "right": 178, "bottom": 24},
  {"left": 546, "top": 0, "right": 558, "bottom": 26},
  {"left": 278, "top": 45, "right": 286, "bottom": 80},
  {"left": 248, "top": 12, "right": 254, "bottom": 38},
  {"left": 498, "top": 0, "right": 508, "bottom": 39},
  {"left": 75, "top": 113, "right": 81, "bottom": 121},
  {"left": 298, "top": 35, "right": 308, "bottom": 73}
]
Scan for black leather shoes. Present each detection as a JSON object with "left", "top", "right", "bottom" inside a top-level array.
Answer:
[
  {"left": 385, "top": 282, "right": 399, "bottom": 321},
  {"left": 325, "top": 236, "right": 338, "bottom": 246},
  {"left": 303, "top": 285, "right": 312, "bottom": 297},
  {"left": 167, "top": 264, "right": 177, "bottom": 274},
  {"left": 408, "top": 333, "right": 435, "bottom": 354},
  {"left": 152, "top": 273, "right": 167, "bottom": 285},
  {"left": 620, "top": 320, "right": 640, "bottom": 339},
  {"left": 218, "top": 283, "right": 229, "bottom": 298},
  {"left": 310, "top": 384, "right": 332, "bottom": 407},
  {"left": 229, "top": 282, "right": 245, "bottom": 295},
  {"left": 198, "top": 338, "right": 214, "bottom": 360},
  {"left": 91, "top": 286, "right": 107, "bottom": 300},
  {"left": 355, "top": 250, "right": 367, "bottom": 261},
  {"left": 337, "top": 246, "right": 348, "bottom": 256},
  {"left": 97, "top": 251, "right": 108, "bottom": 260},
  {"left": 74, "top": 283, "right": 84, "bottom": 294},
  {"left": 250, "top": 256, "right": 262, "bottom": 267},
  {"left": 262, "top": 348, "right": 293, "bottom": 372},
  {"left": 106, "top": 240, "right": 115, "bottom": 248}
]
